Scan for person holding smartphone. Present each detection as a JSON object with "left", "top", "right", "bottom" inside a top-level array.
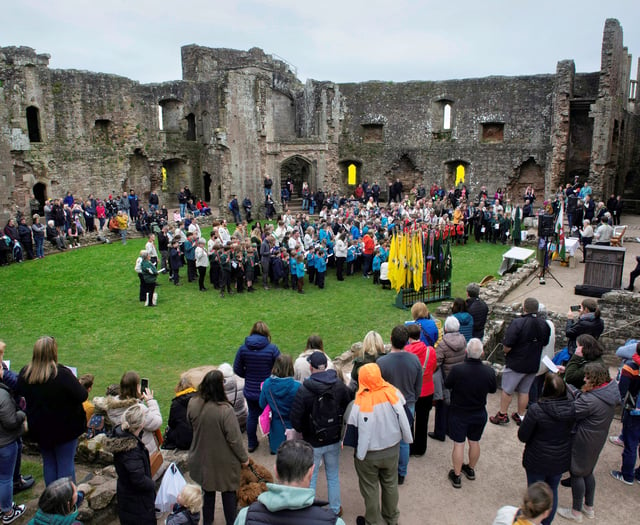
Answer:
[{"left": 97, "top": 371, "right": 162, "bottom": 453}]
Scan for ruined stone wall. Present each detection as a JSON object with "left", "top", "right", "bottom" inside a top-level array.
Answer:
[
  {"left": 589, "top": 18, "right": 630, "bottom": 198},
  {"left": 337, "top": 75, "right": 555, "bottom": 199},
  {"left": 2, "top": 19, "right": 637, "bottom": 222}
]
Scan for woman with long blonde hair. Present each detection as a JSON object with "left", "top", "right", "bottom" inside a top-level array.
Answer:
[{"left": 18, "top": 336, "right": 87, "bottom": 485}]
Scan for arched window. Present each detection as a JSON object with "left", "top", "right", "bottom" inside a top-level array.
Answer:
[
  {"left": 443, "top": 104, "right": 452, "bottom": 130},
  {"left": 348, "top": 164, "right": 357, "bottom": 185},
  {"left": 26, "top": 106, "right": 41, "bottom": 142},
  {"left": 455, "top": 164, "right": 465, "bottom": 186}
]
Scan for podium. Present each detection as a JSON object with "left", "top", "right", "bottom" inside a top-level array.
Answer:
[{"left": 575, "top": 245, "right": 625, "bottom": 297}]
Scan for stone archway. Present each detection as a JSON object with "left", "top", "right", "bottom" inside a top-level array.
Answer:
[
  {"left": 280, "top": 156, "right": 313, "bottom": 198},
  {"left": 32, "top": 182, "right": 47, "bottom": 215},
  {"left": 162, "top": 158, "right": 190, "bottom": 206},
  {"left": 444, "top": 160, "right": 471, "bottom": 190},
  {"left": 385, "top": 154, "right": 423, "bottom": 197},
  {"left": 508, "top": 157, "right": 545, "bottom": 201}
]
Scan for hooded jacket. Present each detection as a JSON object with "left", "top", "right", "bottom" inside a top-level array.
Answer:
[
  {"left": 235, "top": 483, "right": 344, "bottom": 525},
  {"left": 343, "top": 364, "right": 412, "bottom": 460},
  {"left": 27, "top": 509, "right": 81, "bottom": 525},
  {"left": 234, "top": 334, "right": 280, "bottom": 401},
  {"left": 103, "top": 426, "right": 156, "bottom": 525},
  {"left": 290, "top": 369, "right": 351, "bottom": 448},
  {"left": 571, "top": 380, "right": 620, "bottom": 476},
  {"left": 260, "top": 376, "right": 301, "bottom": 453},
  {"left": 0, "top": 383, "right": 25, "bottom": 447},
  {"left": 436, "top": 332, "right": 467, "bottom": 378},
  {"left": 94, "top": 395, "right": 162, "bottom": 453},
  {"left": 518, "top": 394, "right": 576, "bottom": 474},
  {"left": 163, "top": 388, "right": 196, "bottom": 450}
]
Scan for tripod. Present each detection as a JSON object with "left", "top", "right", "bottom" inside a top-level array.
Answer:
[{"left": 527, "top": 236, "right": 563, "bottom": 287}]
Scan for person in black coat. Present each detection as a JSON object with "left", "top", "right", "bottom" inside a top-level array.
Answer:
[
  {"left": 163, "top": 377, "right": 196, "bottom": 450},
  {"left": 17, "top": 218, "right": 33, "bottom": 260},
  {"left": 465, "top": 283, "right": 488, "bottom": 339},
  {"left": 565, "top": 298, "right": 604, "bottom": 357},
  {"left": 517, "top": 374, "right": 576, "bottom": 525},
  {"left": 104, "top": 404, "right": 156, "bottom": 525},
  {"left": 17, "top": 336, "right": 87, "bottom": 486}
]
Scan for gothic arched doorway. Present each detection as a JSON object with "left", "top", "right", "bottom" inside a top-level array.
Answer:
[{"left": 280, "top": 156, "right": 313, "bottom": 198}]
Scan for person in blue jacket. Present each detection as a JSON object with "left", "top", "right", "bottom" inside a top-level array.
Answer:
[
  {"left": 234, "top": 322, "right": 281, "bottom": 452},
  {"left": 259, "top": 356, "right": 301, "bottom": 454},
  {"left": 372, "top": 248, "right": 382, "bottom": 284},
  {"left": 295, "top": 253, "right": 306, "bottom": 294},
  {"left": 314, "top": 247, "right": 327, "bottom": 289}
]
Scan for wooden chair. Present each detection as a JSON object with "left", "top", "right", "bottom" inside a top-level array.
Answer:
[{"left": 610, "top": 225, "right": 627, "bottom": 247}]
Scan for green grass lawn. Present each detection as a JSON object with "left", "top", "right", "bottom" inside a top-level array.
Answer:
[{"left": 0, "top": 234, "right": 507, "bottom": 419}]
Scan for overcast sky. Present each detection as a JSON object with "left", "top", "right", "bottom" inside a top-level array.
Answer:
[{"left": 4, "top": 1, "right": 639, "bottom": 84}]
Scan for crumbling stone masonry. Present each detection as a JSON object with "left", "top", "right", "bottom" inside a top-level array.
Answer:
[{"left": 1, "top": 19, "right": 638, "bottom": 222}]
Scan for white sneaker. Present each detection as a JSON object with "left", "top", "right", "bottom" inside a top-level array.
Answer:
[
  {"left": 2, "top": 504, "right": 26, "bottom": 524},
  {"left": 609, "top": 435, "right": 624, "bottom": 447},
  {"left": 556, "top": 507, "right": 583, "bottom": 522}
]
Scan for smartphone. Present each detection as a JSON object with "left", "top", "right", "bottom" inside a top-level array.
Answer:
[
  {"left": 141, "top": 378, "right": 149, "bottom": 392},
  {"left": 570, "top": 305, "right": 580, "bottom": 312}
]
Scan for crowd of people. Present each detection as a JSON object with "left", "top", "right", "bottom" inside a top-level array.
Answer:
[{"left": 2, "top": 279, "right": 637, "bottom": 525}]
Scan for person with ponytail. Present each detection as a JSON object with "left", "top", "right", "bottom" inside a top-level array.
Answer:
[{"left": 492, "top": 481, "right": 553, "bottom": 524}]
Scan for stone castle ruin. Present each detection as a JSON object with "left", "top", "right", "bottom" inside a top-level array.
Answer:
[{"left": 1, "top": 18, "right": 638, "bottom": 221}]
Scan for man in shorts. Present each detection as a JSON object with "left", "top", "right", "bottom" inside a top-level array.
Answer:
[
  {"left": 490, "top": 297, "right": 551, "bottom": 426},
  {"left": 444, "top": 338, "right": 496, "bottom": 488}
]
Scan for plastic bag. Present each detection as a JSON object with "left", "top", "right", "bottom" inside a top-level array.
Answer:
[
  {"left": 155, "top": 462, "right": 186, "bottom": 512},
  {"left": 258, "top": 405, "right": 271, "bottom": 436}
]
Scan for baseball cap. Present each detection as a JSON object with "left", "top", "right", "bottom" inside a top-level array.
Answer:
[{"left": 307, "top": 351, "right": 328, "bottom": 370}]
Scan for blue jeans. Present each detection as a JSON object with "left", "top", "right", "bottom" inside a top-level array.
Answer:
[
  {"left": 526, "top": 471, "right": 562, "bottom": 525},
  {"left": 179, "top": 203, "right": 186, "bottom": 218},
  {"left": 310, "top": 441, "right": 341, "bottom": 514},
  {"left": 0, "top": 441, "right": 18, "bottom": 512},
  {"left": 41, "top": 439, "right": 78, "bottom": 486},
  {"left": 35, "top": 236, "right": 45, "bottom": 258},
  {"left": 398, "top": 404, "right": 415, "bottom": 476},
  {"left": 621, "top": 410, "right": 640, "bottom": 482}
]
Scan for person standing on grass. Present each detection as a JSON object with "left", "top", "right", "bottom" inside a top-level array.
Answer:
[
  {"left": 444, "top": 338, "right": 497, "bottom": 489},
  {"left": 195, "top": 238, "right": 209, "bottom": 292},
  {"left": 490, "top": 297, "right": 550, "bottom": 426},
  {"left": 116, "top": 210, "right": 128, "bottom": 245},
  {"left": 144, "top": 233, "right": 158, "bottom": 267},
  {"left": 17, "top": 336, "right": 87, "bottom": 486}
]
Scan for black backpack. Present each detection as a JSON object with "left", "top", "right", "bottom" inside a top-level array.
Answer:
[{"left": 310, "top": 389, "right": 342, "bottom": 444}]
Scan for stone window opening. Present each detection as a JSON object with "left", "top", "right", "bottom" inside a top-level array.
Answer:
[
  {"left": 481, "top": 122, "right": 504, "bottom": 143},
  {"left": 432, "top": 99, "right": 454, "bottom": 140},
  {"left": 443, "top": 104, "right": 452, "bottom": 130},
  {"left": 94, "top": 119, "right": 111, "bottom": 143},
  {"left": 26, "top": 106, "right": 41, "bottom": 142},
  {"left": 158, "top": 105, "right": 163, "bottom": 131},
  {"left": 186, "top": 113, "right": 196, "bottom": 141},
  {"left": 159, "top": 99, "right": 184, "bottom": 132},
  {"left": 362, "top": 124, "right": 384, "bottom": 143}
]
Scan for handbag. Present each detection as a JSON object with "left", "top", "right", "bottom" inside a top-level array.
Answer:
[
  {"left": 150, "top": 428, "right": 164, "bottom": 477},
  {"left": 155, "top": 462, "right": 187, "bottom": 512},
  {"left": 258, "top": 405, "right": 271, "bottom": 436}
]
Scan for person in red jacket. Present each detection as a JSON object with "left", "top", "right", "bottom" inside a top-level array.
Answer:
[
  {"left": 405, "top": 324, "right": 437, "bottom": 457},
  {"left": 362, "top": 232, "right": 375, "bottom": 278}
]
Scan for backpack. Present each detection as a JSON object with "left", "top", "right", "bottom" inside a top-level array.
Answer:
[
  {"left": 87, "top": 414, "right": 106, "bottom": 439},
  {"left": 310, "top": 389, "right": 342, "bottom": 444}
]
